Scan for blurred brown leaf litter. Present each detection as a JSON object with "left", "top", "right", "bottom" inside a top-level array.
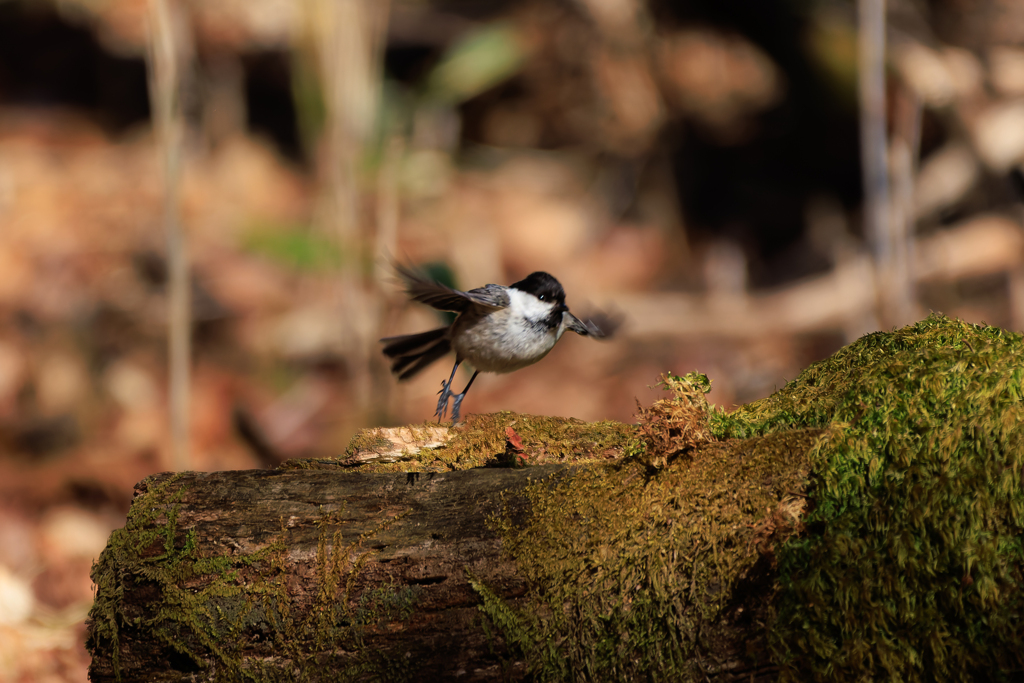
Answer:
[{"left": 2, "top": 0, "right": 1024, "bottom": 679}]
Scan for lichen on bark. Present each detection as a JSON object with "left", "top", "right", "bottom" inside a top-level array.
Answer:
[{"left": 87, "top": 473, "right": 407, "bottom": 682}]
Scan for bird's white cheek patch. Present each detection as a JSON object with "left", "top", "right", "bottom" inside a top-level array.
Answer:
[{"left": 507, "top": 288, "right": 559, "bottom": 323}]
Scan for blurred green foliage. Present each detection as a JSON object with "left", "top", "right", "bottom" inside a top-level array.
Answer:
[
  {"left": 288, "top": 21, "right": 526, "bottom": 179},
  {"left": 424, "top": 23, "right": 526, "bottom": 105},
  {"left": 242, "top": 225, "right": 341, "bottom": 272}
]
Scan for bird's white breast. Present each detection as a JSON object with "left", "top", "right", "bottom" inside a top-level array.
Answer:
[{"left": 451, "top": 289, "right": 565, "bottom": 374}]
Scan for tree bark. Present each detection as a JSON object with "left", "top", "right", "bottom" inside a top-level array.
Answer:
[
  {"left": 88, "top": 465, "right": 573, "bottom": 682},
  {"left": 87, "top": 449, "right": 789, "bottom": 682}
]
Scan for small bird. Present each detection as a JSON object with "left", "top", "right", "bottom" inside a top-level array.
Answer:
[{"left": 382, "top": 264, "right": 618, "bottom": 423}]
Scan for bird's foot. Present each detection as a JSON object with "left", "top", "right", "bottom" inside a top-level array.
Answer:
[
  {"left": 434, "top": 380, "right": 453, "bottom": 422},
  {"left": 449, "top": 392, "right": 466, "bottom": 424}
]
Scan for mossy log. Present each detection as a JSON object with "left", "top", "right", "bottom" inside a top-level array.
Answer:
[
  {"left": 89, "top": 315, "right": 1024, "bottom": 682},
  {"left": 86, "top": 465, "right": 563, "bottom": 682},
  {"left": 87, "top": 409, "right": 793, "bottom": 683},
  {"left": 84, "top": 459, "right": 794, "bottom": 682}
]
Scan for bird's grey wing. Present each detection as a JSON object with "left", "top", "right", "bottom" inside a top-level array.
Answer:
[
  {"left": 395, "top": 263, "right": 507, "bottom": 312},
  {"left": 565, "top": 310, "right": 622, "bottom": 339},
  {"left": 463, "top": 283, "right": 510, "bottom": 308}
]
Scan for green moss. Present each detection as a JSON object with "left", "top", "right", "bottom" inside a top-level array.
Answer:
[
  {"left": 474, "top": 314, "right": 1024, "bottom": 681},
  {"left": 442, "top": 412, "right": 633, "bottom": 466},
  {"left": 477, "top": 427, "right": 817, "bottom": 680},
  {"left": 343, "top": 428, "right": 397, "bottom": 458},
  {"left": 88, "top": 476, "right": 412, "bottom": 682},
  {"left": 709, "top": 313, "right": 1020, "bottom": 440},
  {"left": 89, "top": 473, "right": 187, "bottom": 678},
  {"left": 767, "top": 314, "right": 1024, "bottom": 681}
]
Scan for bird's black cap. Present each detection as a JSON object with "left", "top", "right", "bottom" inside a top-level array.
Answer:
[{"left": 510, "top": 271, "right": 565, "bottom": 305}]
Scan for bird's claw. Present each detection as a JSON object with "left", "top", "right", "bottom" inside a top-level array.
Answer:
[
  {"left": 435, "top": 380, "right": 452, "bottom": 422},
  {"left": 434, "top": 379, "right": 466, "bottom": 423},
  {"left": 449, "top": 393, "right": 465, "bottom": 424}
]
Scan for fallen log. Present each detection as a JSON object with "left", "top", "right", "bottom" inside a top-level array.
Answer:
[
  {"left": 87, "top": 410, "right": 793, "bottom": 682},
  {"left": 87, "top": 464, "right": 566, "bottom": 682}
]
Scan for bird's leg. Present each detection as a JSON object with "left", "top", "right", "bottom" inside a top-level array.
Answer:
[
  {"left": 435, "top": 361, "right": 461, "bottom": 421},
  {"left": 448, "top": 370, "right": 480, "bottom": 424}
]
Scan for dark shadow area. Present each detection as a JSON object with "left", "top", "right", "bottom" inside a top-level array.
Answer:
[{"left": 0, "top": 1, "right": 150, "bottom": 132}]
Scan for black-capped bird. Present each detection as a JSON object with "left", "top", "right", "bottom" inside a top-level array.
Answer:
[{"left": 381, "top": 264, "right": 618, "bottom": 422}]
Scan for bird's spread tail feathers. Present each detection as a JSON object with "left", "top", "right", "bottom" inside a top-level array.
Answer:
[{"left": 381, "top": 327, "right": 451, "bottom": 380}]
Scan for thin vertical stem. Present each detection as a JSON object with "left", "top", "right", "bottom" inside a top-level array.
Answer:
[
  {"left": 307, "top": 0, "right": 390, "bottom": 418},
  {"left": 858, "top": 0, "right": 890, "bottom": 315},
  {"left": 372, "top": 134, "right": 405, "bottom": 417},
  {"left": 889, "top": 88, "right": 922, "bottom": 326},
  {"left": 148, "top": 0, "right": 190, "bottom": 471}
]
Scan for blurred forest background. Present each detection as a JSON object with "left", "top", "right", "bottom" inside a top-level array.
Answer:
[{"left": 2, "top": 0, "right": 1024, "bottom": 679}]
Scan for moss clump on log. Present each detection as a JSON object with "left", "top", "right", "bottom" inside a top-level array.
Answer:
[
  {"left": 709, "top": 312, "right": 1019, "bottom": 440},
  {"left": 482, "top": 427, "right": 815, "bottom": 681},
  {"left": 763, "top": 314, "right": 1024, "bottom": 681},
  {"left": 284, "top": 412, "right": 634, "bottom": 473}
]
